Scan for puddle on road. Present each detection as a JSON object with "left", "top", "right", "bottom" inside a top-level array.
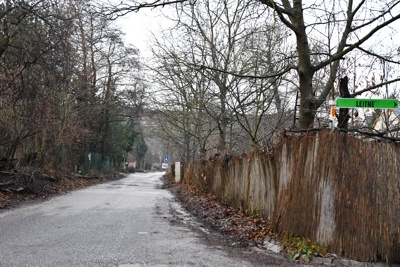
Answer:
[{"left": 168, "top": 201, "right": 212, "bottom": 235}]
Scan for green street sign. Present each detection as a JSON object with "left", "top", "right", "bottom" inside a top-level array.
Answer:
[{"left": 336, "top": 98, "right": 398, "bottom": 109}]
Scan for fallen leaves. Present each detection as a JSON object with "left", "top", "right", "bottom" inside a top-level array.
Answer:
[
  {"left": 170, "top": 181, "right": 274, "bottom": 247},
  {"left": 0, "top": 169, "right": 122, "bottom": 209},
  {"left": 165, "top": 176, "right": 329, "bottom": 263}
]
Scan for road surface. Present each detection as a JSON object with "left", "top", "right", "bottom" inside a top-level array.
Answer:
[{"left": 0, "top": 172, "right": 294, "bottom": 266}]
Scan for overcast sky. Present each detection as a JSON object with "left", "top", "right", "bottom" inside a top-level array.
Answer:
[
  {"left": 116, "top": 8, "right": 174, "bottom": 58},
  {"left": 113, "top": 2, "right": 400, "bottom": 98}
]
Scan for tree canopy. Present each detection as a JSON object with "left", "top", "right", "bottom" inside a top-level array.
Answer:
[
  {"left": 0, "top": 0, "right": 146, "bottom": 172},
  {"left": 2, "top": 0, "right": 400, "bottom": 167}
]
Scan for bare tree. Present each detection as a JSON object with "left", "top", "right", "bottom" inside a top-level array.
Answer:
[
  {"left": 0, "top": 0, "right": 74, "bottom": 166},
  {"left": 169, "top": 0, "right": 285, "bottom": 150},
  {"left": 226, "top": 24, "right": 295, "bottom": 148},
  {"left": 0, "top": 0, "right": 145, "bottom": 172},
  {"left": 258, "top": 0, "right": 400, "bottom": 128},
  {"left": 149, "top": 34, "right": 215, "bottom": 161},
  {"left": 148, "top": 0, "right": 298, "bottom": 153},
  {"left": 103, "top": 0, "right": 188, "bottom": 18}
]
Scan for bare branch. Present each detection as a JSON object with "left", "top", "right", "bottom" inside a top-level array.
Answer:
[
  {"left": 104, "top": 0, "right": 188, "bottom": 19},
  {"left": 317, "top": 12, "right": 400, "bottom": 70},
  {"left": 351, "top": 1, "right": 400, "bottom": 32},
  {"left": 192, "top": 63, "right": 296, "bottom": 80},
  {"left": 357, "top": 46, "right": 400, "bottom": 65},
  {"left": 351, "top": 77, "right": 400, "bottom": 97},
  {"left": 258, "top": 0, "right": 297, "bottom": 32}
]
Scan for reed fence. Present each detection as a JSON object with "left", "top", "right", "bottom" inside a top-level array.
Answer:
[{"left": 182, "top": 130, "right": 400, "bottom": 263}]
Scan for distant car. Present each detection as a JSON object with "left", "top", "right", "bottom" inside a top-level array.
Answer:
[{"left": 161, "top": 163, "right": 168, "bottom": 170}]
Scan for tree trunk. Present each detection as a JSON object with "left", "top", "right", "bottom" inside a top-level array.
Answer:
[
  {"left": 217, "top": 85, "right": 228, "bottom": 150},
  {"left": 298, "top": 91, "right": 317, "bottom": 128},
  {"left": 292, "top": 1, "right": 316, "bottom": 129},
  {"left": 337, "top": 76, "right": 350, "bottom": 129}
]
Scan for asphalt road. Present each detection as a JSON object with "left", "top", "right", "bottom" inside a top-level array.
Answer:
[{"left": 0, "top": 172, "right": 293, "bottom": 267}]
